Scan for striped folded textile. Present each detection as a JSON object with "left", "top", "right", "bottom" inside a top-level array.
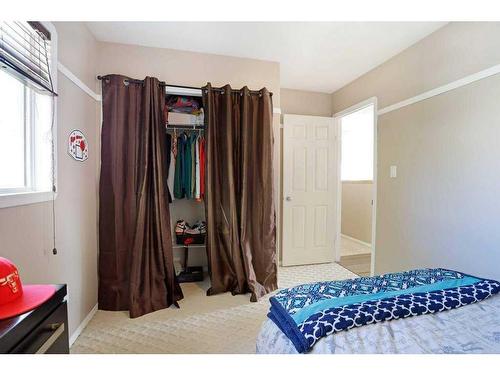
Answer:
[{"left": 268, "top": 268, "right": 500, "bottom": 353}]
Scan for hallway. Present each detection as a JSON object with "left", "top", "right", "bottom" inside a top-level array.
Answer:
[{"left": 338, "top": 235, "right": 371, "bottom": 276}]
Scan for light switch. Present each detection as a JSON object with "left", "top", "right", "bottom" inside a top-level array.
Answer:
[{"left": 390, "top": 165, "right": 397, "bottom": 178}]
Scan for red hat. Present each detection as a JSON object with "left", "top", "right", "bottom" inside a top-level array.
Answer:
[{"left": 0, "top": 257, "right": 56, "bottom": 320}]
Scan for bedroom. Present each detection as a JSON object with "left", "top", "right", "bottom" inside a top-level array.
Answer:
[{"left": 1, "top": 0, "right": 500, "bottom": 373}]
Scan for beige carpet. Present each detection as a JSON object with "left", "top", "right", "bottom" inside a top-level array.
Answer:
[
  {"left": 71, "top": 263, "right": 356, "bottom": 354},
  {"left": 339, "top": 236, "right": 372, "bottom": 276},
  {"left": 340, "top": 235, "right": 371, "bottom": 257},
  {"left": 339, "top": 254, "right": 371, "bottom": 277}
]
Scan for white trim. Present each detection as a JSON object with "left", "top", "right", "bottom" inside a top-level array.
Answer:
[
  {"left": 69, "top": 303, "right": 98, "bottom": 347},
  {"left": 333, "top": 97, "right": 377, "bottom": 276},
  {"left": 334, "top": 115, "right": 342, "bottom": 263},
  {"left": 341, "top": 233, "right": 371, "bottom": 248},
  {"left": 0, "top": 191, "right": 55, "bottom": 209},
  {"left": 371, "top": 98, "right": 378, "bottom": 277},
  {"left": 378, "top": 63, "right": 500, "bottom": 116},
  {"left": 273, "top": 107, "right": 281, "bottom": 114},
  {"left": 57, "top": 63, "right": 101, "bottom": 101},
  {"left": 333, "top": 97, "right": 378, "bottom": 118}
]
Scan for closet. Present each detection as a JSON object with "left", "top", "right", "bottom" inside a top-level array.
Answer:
[
  {"left": 98, "top": 75, "right": 276, "bottom": 316},
  {"left": 164, "top": 86, "right": 206, "bottom": 283}
]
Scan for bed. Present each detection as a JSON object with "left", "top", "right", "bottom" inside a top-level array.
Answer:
[{"left": 256, "top": 268, "right": 500, "bottom": 354}]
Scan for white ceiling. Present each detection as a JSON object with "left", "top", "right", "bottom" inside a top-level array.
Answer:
[{"left": 86, "top": 22, "right": 446, "bottom": 93}]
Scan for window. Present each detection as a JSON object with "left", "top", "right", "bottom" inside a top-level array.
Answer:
[
  {"left": 1, "top": 22, "right": 55, "bottom": 94},
  {"left": 0, "top": 22, "right": 56, "bottom": 207},
  {"left": 340, "top": 104, "right": 374, "bottom": 181},
  {"left": 0, "top": 69, "right": 53, "bottom": 194}
]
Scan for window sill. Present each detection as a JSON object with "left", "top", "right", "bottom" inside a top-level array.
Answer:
[{"left": 0, "top": 190, "right": 55, "bottom": 209}]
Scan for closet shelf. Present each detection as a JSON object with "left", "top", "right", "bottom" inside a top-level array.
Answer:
[
  {"left": 172, "top": 243, "right": 206, "bottom": 249},
  {"left": 166, "top": 123, "right": 204, "bottom": 129}
]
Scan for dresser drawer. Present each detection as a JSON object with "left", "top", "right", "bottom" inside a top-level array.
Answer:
[
  {"left": 0, "top": 284, "right": 68, "bottom": 354},
  {"left": 9, "top": 301, "right": 69, "bottom": 354}
]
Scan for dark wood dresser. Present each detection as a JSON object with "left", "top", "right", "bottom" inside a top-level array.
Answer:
[{"left": 0, "top": 284, "right": 69, "bottom": 354}]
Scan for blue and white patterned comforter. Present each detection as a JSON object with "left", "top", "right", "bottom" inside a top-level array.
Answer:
[
  {"left": 262, "top": 268, "right": 500, "bottom": 354},
  {"left": 257, "top": 294, "right": 500, "bottom": 354}
]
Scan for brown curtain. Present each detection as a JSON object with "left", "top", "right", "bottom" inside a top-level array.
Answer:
[
  {"left": 98, "top": 75, "right": 183, "bottom": 318},
  {"left": 203, "top": 84, "right": 277, "bottom": 302}
]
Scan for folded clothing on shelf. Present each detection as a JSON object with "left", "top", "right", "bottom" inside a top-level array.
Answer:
[{"left": 167, "top": 96, "right": 202, "bottom": 115}]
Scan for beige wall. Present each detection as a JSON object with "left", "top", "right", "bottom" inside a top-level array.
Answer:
[
  {"left": 332, "top": 22, "right": 500, "bottom": 112},
  {"left": 341, "top": 181, "right": 372, "bottom": 244},
  {"left": 281, "top": 88, "right": 333, "bottom": 117},
  {"left": 97, "top": 42, "right": 282, "bottom": 266},
  {"left": 332, "top": 22, "right": 500, "bottom": 280},
  {"left": 97, "top": 42, "right": 281, "bottom": 106},
  {"left": 0, "top": 22, "right": 99, "bottom": 339}
]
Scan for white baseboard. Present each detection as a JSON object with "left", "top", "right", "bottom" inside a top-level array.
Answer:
[
  {"left": 69, "top": 303, "right": 98, "bottom": 347},
  {"left": 341, "top": 234, "right": 372, "bottom": 248}
]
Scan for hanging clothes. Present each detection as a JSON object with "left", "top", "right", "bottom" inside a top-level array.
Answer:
[
  {"left": 171, "top": 130, "right": 178, "bottom": 157},
  {"left": 190, "top": 133, "right": 196, "bottom": 198},
  {"left": 195, "top": 134, "right": 201, "bottom": 201},
  {"left": 165, "top": 133, "right": 173, "bottom": 203},
  {"left": 184, "top": 133, "right": 193, "bottom": 199},
  {"left": 199, "top": 136, "right": 206, "bottom": 199},
  {"left": 174, "top": 133, "right": 187, "bottom": 199},
  {"left": 167, "top": 132, "right": 177, "bottom": 203},
  {"left": 170, "top": 130, "right": 205, "bottom": 201},
  {"left": 167, "top": 131, "right": 177, "bottom": 202}
]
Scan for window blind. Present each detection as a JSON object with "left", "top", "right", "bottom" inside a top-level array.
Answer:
[{"left": 0, "top": 21, "right": 56, "bottom": 95}]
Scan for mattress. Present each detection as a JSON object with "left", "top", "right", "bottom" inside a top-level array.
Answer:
[{"left": 256, "top": 294, "right": 500, "bottom": 354}]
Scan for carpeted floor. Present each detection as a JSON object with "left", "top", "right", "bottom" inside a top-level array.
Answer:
[
  {"left": 71, "top": 263, "right": 356, "bottom": 354},
  {"left": 339, "top": 236, "right": 372, "bottom": 276},
  {"left": 339, "top": 254, "right": 372, "bottom": 277}
]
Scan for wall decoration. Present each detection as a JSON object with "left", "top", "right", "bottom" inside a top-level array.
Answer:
[{"left": 68, "top": 130, "right": 89, "bottom": 162}]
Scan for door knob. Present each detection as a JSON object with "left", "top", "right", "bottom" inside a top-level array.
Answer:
[{"left": 285, "top": 196, "right": 292, "bottom": 201}]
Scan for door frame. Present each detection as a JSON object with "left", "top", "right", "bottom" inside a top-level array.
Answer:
[{"left": 333, "top": 97, "right": 378, "bottom": 276}]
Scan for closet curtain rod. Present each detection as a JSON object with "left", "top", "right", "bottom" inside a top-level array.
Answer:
[{"left": 96, "top": 75, "right": 273, "bottom": 96}]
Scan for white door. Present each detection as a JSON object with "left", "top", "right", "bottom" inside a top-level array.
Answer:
[{"left": 282, "top": 114, "right": 338, "bottom": 266}]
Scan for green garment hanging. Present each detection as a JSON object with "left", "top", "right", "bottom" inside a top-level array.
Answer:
[{"left": 184, "top": 134, "right": 193, "bottom": 199}]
